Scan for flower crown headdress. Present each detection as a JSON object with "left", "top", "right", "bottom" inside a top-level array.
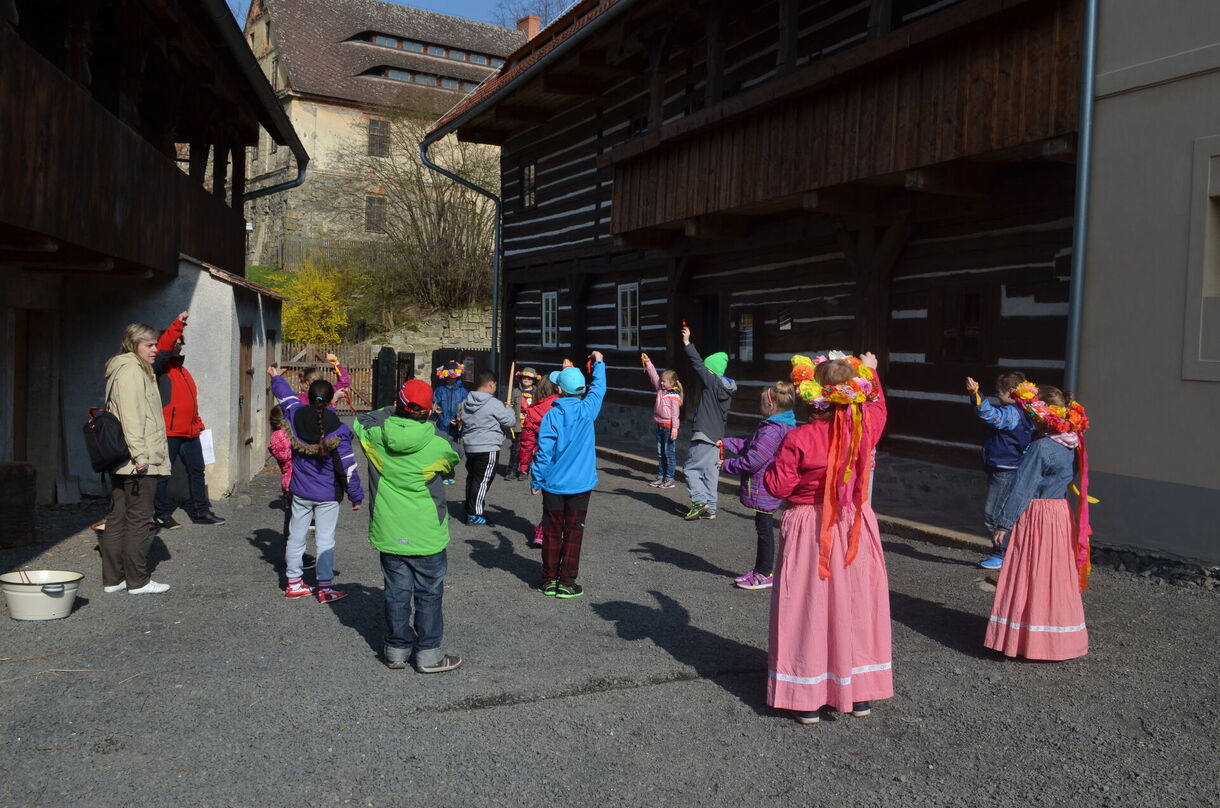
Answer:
[
  {"left": 1013, "top": 381, "right": 1089, "bottom": 434},
  {"left": 789, "top": 352, "right": 880, "bottom": 411},
  {"left": 436, "top": 362, "right": 465, "bottom": 380}
]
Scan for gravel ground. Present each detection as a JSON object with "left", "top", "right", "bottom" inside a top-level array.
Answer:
[{"left": 1, "top": 457, "right": 1217, "bottom": 808}]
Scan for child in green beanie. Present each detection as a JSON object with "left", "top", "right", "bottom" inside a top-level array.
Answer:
[{"left": 681, "top": 325, "right": 737, "bottom": 520}]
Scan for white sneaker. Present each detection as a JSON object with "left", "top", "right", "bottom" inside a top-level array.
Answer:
[
  {"left": 128, "top": 581, "right": 170, "bottom": 595},
  {"left": 103, "top": 581, "right": 127, "bottom": 593}
]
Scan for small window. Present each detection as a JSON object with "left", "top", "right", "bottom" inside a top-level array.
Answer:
[
  {"left": 425, "top": 45, "right": 446, "bottom": 56},
  {"left": 521, "top": 162, "right": 537, "bottom": 208},
  {"left": 629, "top": 116, "right": 648, "bottom": 137},
  {"left": 491, "top": 57, "right": 505, "bottom": 67},
  {"left": 365, "top": 195, "right": 387, "bottom": 234},
  {"left": 463, "top": 81, "right": 480, "bottom": 92},
  {"left": 935, "top": 286, "right": 993, "bottom": 363},
  {"left": 373, "top": 34, "right": 398, "bottom": 48},
  {"left": 403, "top": 40, "right": 424, "bottom": 53},
  {"left": 270, "top": 138, "right": 278, "bottom": 154},
  {"left": 617, "top": 283, "right": 639, "bottom": 350},
  {"left": 542, "top": 292, "right": 558, "bottom": 347},
  {"left": 440, "top": 78, "right": 460, "bottom": 90},
  {"left": 368, "top": 119, "right": 390, "bottom": 157},
  {"left": 450, "top": 49, "right": 467, "bottom": 61},
  {"left": 470, "top": 53, "right": 490, "bottom": 65},
  {"left": 386, "top": 68, "right": 411, "bottom": 82},
  {"left": 271, "top": 56, "right": 281, "bottom": 91},
  {"left": 738, "top": 311, "right": 756, "bottom": 363},
  {"left": 415, "top": 74, "right": 438, "bottom": 86}
]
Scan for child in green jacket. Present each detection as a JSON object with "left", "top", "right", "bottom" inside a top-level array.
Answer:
[{"left": 353, "top": 380, "right": 462, "bottom": 674}]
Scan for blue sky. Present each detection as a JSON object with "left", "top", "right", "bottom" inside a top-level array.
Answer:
[{"left": 227, "top": 0, "right": 503, "bottom": 26}]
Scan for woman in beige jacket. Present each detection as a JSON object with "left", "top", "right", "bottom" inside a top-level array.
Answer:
[{"left": 102, "top": 323, "right": 171, "bottom": 594}]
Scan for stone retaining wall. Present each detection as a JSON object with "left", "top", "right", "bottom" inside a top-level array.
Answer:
[{"left": 372, "top": 306, "right": 493, "bottom": 380}]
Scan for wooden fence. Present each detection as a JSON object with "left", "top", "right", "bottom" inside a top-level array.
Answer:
[{"left": 280, "top": 343, "right": 374, "bottom": 414}]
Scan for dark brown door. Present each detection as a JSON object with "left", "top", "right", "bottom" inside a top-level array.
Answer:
[{"left": 239, "top": 327, "right": 253, "bottom": 450}]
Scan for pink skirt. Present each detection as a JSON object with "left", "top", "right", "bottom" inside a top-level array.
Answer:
[
  {"left": 768, "top": 503, "right": 893, "bottom": 712},
  {"left": 984, "top": 499, "right": 1088, "bottom": 661}
]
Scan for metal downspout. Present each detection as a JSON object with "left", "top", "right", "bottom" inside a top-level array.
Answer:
[
  {"left": 419, "top": 138, "right": 503, "bottom": 374},
  {"left": 1064, "top": 0, "right": 1100, "bottom": 394}
]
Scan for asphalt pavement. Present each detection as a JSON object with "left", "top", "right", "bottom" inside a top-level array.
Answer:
[{"left": 1, "top": 455, "right": 1217, "bottom": 808}]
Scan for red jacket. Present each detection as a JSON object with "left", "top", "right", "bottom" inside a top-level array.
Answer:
[
  {"left": 763, "top": 378, "right": 887, "bottom": 505},
  {"left": 517, "top": 394, "right": 559, "bottom": 472},
  {"left": 154, "top": 318, "right": 205, "bottom": 438}
]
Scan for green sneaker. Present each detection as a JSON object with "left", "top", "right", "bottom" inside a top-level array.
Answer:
[
  {"left": 553, "top": 582, "right": 584, "bottom": 599},
  {"left": 536, "top": 580, "right": 558, "bottom": 596},
  {"left": 683, "top": 502, "right": 708, "bottom": 521}
]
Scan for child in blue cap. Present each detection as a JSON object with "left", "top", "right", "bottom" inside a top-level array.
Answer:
[{"left": 530, "top": 352, "right": 605, "bottom": 599}]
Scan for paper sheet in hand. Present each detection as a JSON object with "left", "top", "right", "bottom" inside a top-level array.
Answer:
[{"left": 200, "top": 429, "right": 216, "bottom": 465}]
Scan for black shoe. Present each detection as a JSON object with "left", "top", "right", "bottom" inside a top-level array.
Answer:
[
  {"left": 156, "top": 516, "right": 182, "bottom": 530},
  {"left": 851, "top": 701, "right": 872, "bottom": 717},
  {"left": 190, "top": 513, "right": 226, "bottom": 526},
  {"left": 553, "top": 582, "right": 584, "bottom": 599}
]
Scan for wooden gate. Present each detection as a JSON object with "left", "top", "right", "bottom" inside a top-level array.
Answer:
[{"left": 280, "top": 343, "right": 374, "bottom": 414}]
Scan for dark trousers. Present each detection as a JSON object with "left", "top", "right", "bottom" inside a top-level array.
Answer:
[
  {"left": 507, "top": 431, "right": 523, "bottom": 475},
  {"left": 154, "top": 435, "right": 210, "bottom": 520},
  {"left": 464, "top": 450, "right": 498, "bottom": 516},
  {"left": 540, "top": 490, "right": 591, "bottom": 585},
  {"left": 101, "top": 475, "right": 158, "bottom": 589},
  {"left": 753, "top": 510, "right": 777, "bottom": 576},
  {"left": 380, "top": 550, "right": 447, "bottom": 654}
]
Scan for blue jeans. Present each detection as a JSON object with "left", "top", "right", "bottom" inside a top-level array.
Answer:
[
  {"left": 655, "top": 425, "right": 677, "bottom": 480},
  {"left": 380, "top": 550, "right": 447, "bottom": 668},
  {"left": 287, "top": 497, "right": 340, "bottom": 580},
  {"left": 983, "top": 468, "right": 1018, "bottom": 556},
  {"left": 154, "top": 435, "right": 210, "bottom": 519}
]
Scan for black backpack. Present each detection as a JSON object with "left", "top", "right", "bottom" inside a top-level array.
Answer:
[{"left": 84, "top": 407, "right": 130, "bottom": 473}]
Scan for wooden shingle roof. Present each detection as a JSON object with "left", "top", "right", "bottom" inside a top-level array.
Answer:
[{"left": 265, "top": 0, "right": 525, "bottom": 112}]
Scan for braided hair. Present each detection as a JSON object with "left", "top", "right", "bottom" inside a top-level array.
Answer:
[{"left": 308, "top": 379, "right": 335, "bottom": 450}]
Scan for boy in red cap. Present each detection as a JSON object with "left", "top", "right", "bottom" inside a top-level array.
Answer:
[{"left": 353, "top": 380, "right": 463, "bottom": 673}]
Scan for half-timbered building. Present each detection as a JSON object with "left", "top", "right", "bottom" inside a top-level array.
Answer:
[{"left": 429, "top": 0, "right": 1082, "bottom": 469}]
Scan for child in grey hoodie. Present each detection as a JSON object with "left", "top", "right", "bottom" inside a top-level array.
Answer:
[
  {"left": 460, "top": 370, "right": 517, "bottom": 525},
  {"left": 681, "top": 325, "right": 738, "bottom": 520}
]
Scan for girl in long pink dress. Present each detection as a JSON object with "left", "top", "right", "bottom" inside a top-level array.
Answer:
[
  {"left": 763, "top": 352, "right": 890, "bottom": 724},
  {"left": 984, "top": 384, "right": 1091, "bottom": 661}
]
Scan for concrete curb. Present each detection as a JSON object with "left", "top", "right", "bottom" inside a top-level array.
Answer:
[{"left": 596, "top": 445, "right": 991, "bottom": 555}]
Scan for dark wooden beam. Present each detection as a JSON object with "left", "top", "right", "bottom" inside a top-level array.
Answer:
[
  {"left": 777, "top": 0, "right": 798, "bottom": 74},
  {"left": 456, "top": 129, "right": 506, "bottom": 146},
  {"left": 496, "top": 104, "right": 553, "bottom": 124},
  {"left": 803, "top": 187, "right": 889, "bottom": 215},
  {"left": 867, "top": 0, "right": 895, "bottom": 39},
  {"left": 543, "top": 74, "right": 606, "bottom": 98},
  {"left": 645, "top": 28, "right": 673, "bottom": 132},
  {"left": 212, "top": 134, "right": 228, "bottom": 201},
  {"left": 838, "top": 206, "right": 912, "bottom": 368},
  {"left": 230, "top": 144, "right": 246, "bottom": 206},
  {"left": 683, "top": 214, "right": 750, "bottom": 239},
  {"left": 614, "top": 229, "right": 676, "bottom": 251},
  {"left": 904, "top": 164, "right": 995, "bottom": 197},
  {"left": 189, "top": 140, "right": 210, "bottom": 181},
  {"left": 705, "top": 8, "right": 724, "bottom": 106},
  {"left": 579, "top": 48, "right": 647, "bottom": 77}
]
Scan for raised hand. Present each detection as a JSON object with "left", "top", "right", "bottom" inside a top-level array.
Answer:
[
  {"left": 680, "top": 325, "right": 691, "bottom": 346},
  {"left": 326, "top": 353, "right": 339, "bottom": 364},
  {"left": 590, "top": 350, "right": 604, "bottom": 363},
  {"left": 640, "top": 352, "right": 650, "bottom": 366},
  {"left": 965, "top": 377, "right": 980, "bottom": 393},
  {"left": 860, "top": 351, "right": 879, "bottom": 369},
  {"left": 267, "top": 365, "right": 279, "bottom": 378},
  {"left": 178, "top": 311, "right": 190, "bottom": 323}
]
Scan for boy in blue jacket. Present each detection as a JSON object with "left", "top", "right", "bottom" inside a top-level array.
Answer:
[
  {"left": 966, "top": 371, "right": 1034, "bottom": 570},
  {"left": 531, "top": 351, "right": 605, "bottom": 599}
]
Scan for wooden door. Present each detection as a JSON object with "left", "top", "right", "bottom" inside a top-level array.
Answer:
[{"left": 239, "top": 327, "right": 253, "bottom": 450}]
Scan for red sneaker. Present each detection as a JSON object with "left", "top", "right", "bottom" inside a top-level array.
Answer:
[
  {"left": 316, "top": 587, "right": 347, "bottom": 604},
  {"left": 284, "top": 581, "right": 314, "bottom": 599}
]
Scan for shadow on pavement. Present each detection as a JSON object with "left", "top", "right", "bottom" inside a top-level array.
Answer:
[
  {"left": 146, "top": 535, "right": 171, "bottom": 575},
  {"left": 485, "top": 505, "right": 535, "bottom": 537},
  {"left": 249, "top": 528, "right": 286, "bottom": 579},
  {"left": 882, "top": 540, "right": 978, "bottom": 568},
  {"left": 604, "top": 486, "right": 685, "bottom": 516},
  {"left": 592, "top": 590, "right": 769, "bottom": 713},
  {"left": 630, "top": 541, "right": 738, "bottom": 578},
  {"left": 326, "top": 582, "right": 384, "bottom": 658},
  {"left": 465, "top": 531, "right": 538, "bottom": 586},
  {"left": 889, "top": 590, "right": 993, "bottom": 659}
]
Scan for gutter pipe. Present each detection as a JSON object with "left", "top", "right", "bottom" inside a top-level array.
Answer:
[
  {"left": 419, "top": 0, "right": 641, "bottom": 375},
  {"left": 1064, "top": 0, "right": 1100, "bottom": 394},
  {"left": 199, "top": 0, "right": 311, "bottom": 202}
]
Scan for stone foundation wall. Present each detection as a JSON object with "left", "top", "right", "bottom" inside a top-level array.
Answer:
[{"left": 374, "top": 306, "right": 493, "bottom": 380}]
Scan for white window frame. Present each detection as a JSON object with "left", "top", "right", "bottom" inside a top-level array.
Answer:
[
  {"left": 542, "top": 292, "right": 558, "bottom": 348},
  {"left": 617, "top": 283, "right": 639, "bottom": 350}
]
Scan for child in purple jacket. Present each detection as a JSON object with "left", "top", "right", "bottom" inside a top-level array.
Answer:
[
  {"left": 719, "top": 381, "right": 797, "bottom": 590},
  {"left": 270, "top": 367, "right": 364, "bottom": 603}
]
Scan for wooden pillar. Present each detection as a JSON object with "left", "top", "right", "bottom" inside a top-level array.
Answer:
[
  {"left": 665, "top": 255, "right": 691, "bottom": 370},
  {"left": 777, "top": 0, "right": 798, "bottom": 74},
  {"left": 568, "top": 270, "right": 591, "bottom": 363},
  {"left": 212, "top": 134, "right": 228, "bottom": 202},
  {"left": 837, "top": 208, "right": 912, "bottom": 374},
  {"left": 230, "top": 144, "right": 246, "bottom": 206},
  {"left": 188, "top": 140, "right": 209, "bottom": 182},
  {"left": 705, "top": 9, "right": 724, "bottom": 106},
  {"left": 868, "top": 0, "right": 895, "bottom": 40},
  {"left": 645, "top": 29, "right": 672, "bottom": 132}
]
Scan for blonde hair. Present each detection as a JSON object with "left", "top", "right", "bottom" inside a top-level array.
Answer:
[
  {"left": 661, "top": 369, "right": 684, "bottom": 404},
  {"left": 815, "top": 358, "right": 855, "bottom": 386},
  {"left": 119, "top": 323, "right": 157, "bottom": 355},
  {"left": 761, "top": 380, "right": 796, "bottom": 416}
]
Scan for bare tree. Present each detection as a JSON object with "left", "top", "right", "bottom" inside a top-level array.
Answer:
[
  {"left": 316, "top": 113, "right": 500, "bottom": 334},
  {"left": 491, "top": 0, "right": 568, "bottom": 29}
]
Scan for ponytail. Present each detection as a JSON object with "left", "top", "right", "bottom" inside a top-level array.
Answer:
[{"left": 307, "top": 379, "right": 335, "bottom": 451}]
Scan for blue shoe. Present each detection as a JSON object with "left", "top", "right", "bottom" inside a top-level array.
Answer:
[
  {"left": 978, "top": 554, "right": 1004, "bottom": 570},
  {"left": 442, "top": 478, "right": 456, "bottom": 486},
  {"left": 467, "top": 515, "right": 488, "bottom": 526}
]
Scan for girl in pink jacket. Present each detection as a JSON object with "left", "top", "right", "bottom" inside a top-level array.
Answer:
[{"left": 642, "top": 353, "right": 683, "bottom": 488}]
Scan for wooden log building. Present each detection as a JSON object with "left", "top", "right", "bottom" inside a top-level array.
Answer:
[{"left": 428, "top": 0, "right": 1082, "bottom": 465}]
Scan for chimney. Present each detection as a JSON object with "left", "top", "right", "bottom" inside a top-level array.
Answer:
[{"left": 516, "top": 15, "right": 541, "bottom": 39}]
